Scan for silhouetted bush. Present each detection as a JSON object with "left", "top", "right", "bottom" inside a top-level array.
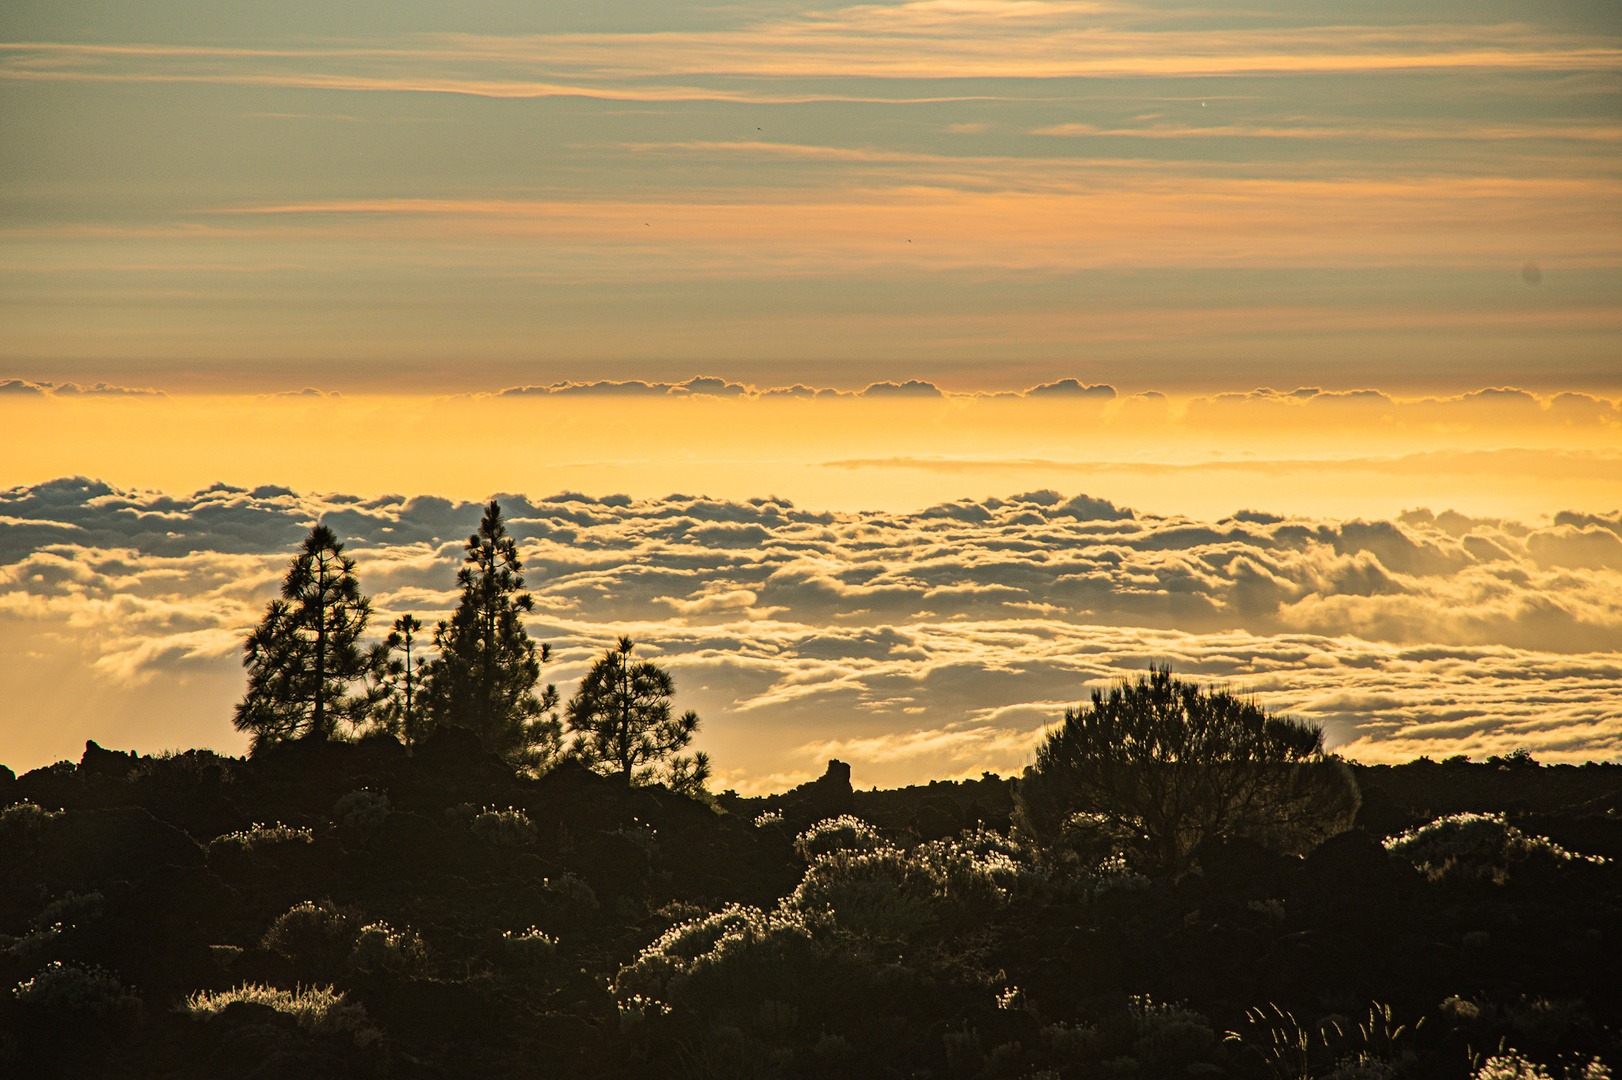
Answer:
[
  {"left": 348, "top": 921, "right": 426, "bottom": 974},
  {"left": 1015, "top": 666, "right": 1360, "bottom": 868},
  {"left": 262, "top": 900, "right": 362, "bottom": 976},
  {"left": 332, "top": 788, "right": 389, "bottom": 831},
  {"left": 12, "top": 961, "right": 139, "bottom": 1019},
  {"left": 471, "top": 805, "right": 537, "bottom": 847},
  {"left": 206, "top": 821, "right": 312, "bottom": 863}
]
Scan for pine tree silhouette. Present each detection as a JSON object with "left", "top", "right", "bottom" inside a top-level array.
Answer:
[
  {"left": 234, "top": 525, "right": 371, "bottom": 749},
  {"left": 566, "top": 635, "right": 709, "bottom": 793},
  {"left": 423, "top": 500, "right": 560, "bottom": 768}
]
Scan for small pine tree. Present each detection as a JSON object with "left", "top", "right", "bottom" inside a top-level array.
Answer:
[
  {"left": 566, "top": 636, "right": 709, "bottom": 792},
  {"left": 422, "top": 501, "right": 561, "bottom": 769},
  {"left": 234, "top": 525, "right": 371, "bottom": 748},
  {"left": 377, "top": 614, "right": 427, "bottom": 751}
]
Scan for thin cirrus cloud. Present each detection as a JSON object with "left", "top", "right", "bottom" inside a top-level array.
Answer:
[
  {"left": 4, "top": 14, "right": 1616, "bottom": 95},
  {"left": 2, "top": 474, "right": 1618, "bottom": 787}
]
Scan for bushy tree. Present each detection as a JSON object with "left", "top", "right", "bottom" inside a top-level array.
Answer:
[
  {"left": 234, "top": 525, "right": 372, "bottom": 749},
  {"left": 422, "top": 501, "right": 560, "bottom": 769},
  {"left": 566, "top": 636, "right": 709, "bottom": 792},
  {"left": 1014, "top": 666, "right": 1358, "bottom": 869}
]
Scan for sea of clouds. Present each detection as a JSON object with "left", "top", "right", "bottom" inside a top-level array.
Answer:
[{"left": 2, "top": 477, "right": 1619, "bottom": 789}]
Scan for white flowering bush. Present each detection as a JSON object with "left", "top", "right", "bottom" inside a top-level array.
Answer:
[
  {"left": 1472, "top": 1049, "right": 1611, "bottom": 1080},
  {"left": 262, "top": 900, "right": 360, "bottom": 973},
  {"left": 499, "top": 926, "right": 557, "bottom": 963},
  {"left": 793, "top": 816, "right": 885, "bottom": 861},
  {"left": 1384, "top": 813, "right": 1608, "bottom": 880},
  {"left": 348, "top": 921, "right": 426, "bottom": 973},
  {"left": 752, "top": 810, "right": 783, "bottom": 829},
  {"left": 614, "top": 903, "right": 815, "bottom": 1009},
  {"left": 13, "top": 961, "right": 139, "bottom": 1018},
  {"left": 182, "top": 983, "right": 379, "bottom": 1045},
  {"left": 207, "top": 822, "right": 313, "bottom": 862},
  {"left": 471, "top": 806, "right": 537, "bottom": 847},
  {"left": 787, "top": 845, "right": 938, "bottom": 938}
]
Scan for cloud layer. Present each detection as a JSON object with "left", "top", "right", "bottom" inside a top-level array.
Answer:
[{"left": 2, "top": 476, "right": 1618, "bottom": 788}]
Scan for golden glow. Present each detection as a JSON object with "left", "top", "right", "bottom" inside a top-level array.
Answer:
[{"left": 4, "top": 391, "right": 1618, "bottom": 521}]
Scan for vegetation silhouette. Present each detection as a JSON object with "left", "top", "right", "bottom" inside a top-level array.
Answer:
[
  {"left": 420, "top": 500, "right": 561, "bottom": 771},
  {"left": 233, "top": 525, "right": 372, "bottom": 749},
  {"left": 1014, "top": 666, "right": 1359, "bottom": 869},
  {"left": 566, "top": 636, "right": 709, "bottom": 795},
  {"left": 371, "top": 613, "right": 426, "bottom": 752}
]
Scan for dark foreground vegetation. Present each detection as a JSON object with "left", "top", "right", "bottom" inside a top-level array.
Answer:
[{"left": 1, "top": 729, "right": 1618, "bottom": 1080}]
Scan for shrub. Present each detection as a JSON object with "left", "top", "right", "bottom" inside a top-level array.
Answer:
[
  {"left": 752, "top": 810, "right": 783, "bottom": 829},
  {"left": 1015, "top": 666, "right": 1360, "bottom": 869},
  {"left": 0, "top": 802, "right": 62, "bottom": 843},
  {"left": 333, "top": 789, "right": 390, "bottom": 831},
  {"left": 1472, "top": 1050, "right": 1611, "bottom": 1080},
  {"left": 1384, "top": 813, "right": 1608, "bottom": 881},
  {"left": 182, "top": 983, "right": 379, "bottom": 1045},
  {"left": 5, "top": 891, "right": 105, "bottom": 962},
  {"left": 348, "top": 921, "right": 426, "bottom": 973},
  {"left": 131, "top": 749, "right": 238, "bottom": 788},
  {"left": 615, "top": 903, "right": 815, "bottom": 1008},
  {"left": 793, "top": 816, "right": 885, "bottom": 861},
  {"left": 787, "top": 846, "right": 939, "bottom": 939},
  {"left": 13, "top": 961, "right": 139, "bottom": 1018},
  {"left": 541, "top": 872, "right": 599, "bottom": 910},
  {"left": 498, "top": 926, "right": 557, "bottom": 964},
  {"left": 262, "top": 901, "right": 361, "bottom": 973},
  {"left": 207, "top": 822, "right": 313, "bottom": 862},
  {"left": 470, "top": 806, "right": 537, "bottom": 847}
]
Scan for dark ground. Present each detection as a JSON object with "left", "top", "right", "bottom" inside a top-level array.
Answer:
[{"left": 1, "top": 736, "right": 1617, "bottom": 1079}]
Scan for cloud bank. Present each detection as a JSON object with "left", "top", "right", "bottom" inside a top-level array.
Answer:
[{"left": 1, "top": 477, "right": 1618, "bottom": 788}]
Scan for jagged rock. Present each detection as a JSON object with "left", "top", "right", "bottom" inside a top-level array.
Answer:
[
  {"left": 761, "top": 759, "right": 855, "bottom": 828},
  {"left": 79, "top": 740, "right": 138, "bottom": 781}
]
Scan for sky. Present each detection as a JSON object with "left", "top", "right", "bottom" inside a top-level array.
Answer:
[{"left": 0, "top": 0, "right": 1618, "bottom": 787}]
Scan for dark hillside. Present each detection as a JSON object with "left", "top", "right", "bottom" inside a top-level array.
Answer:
[{"left": 1, "top": 743, "right": 1619, "bottom": 1079}]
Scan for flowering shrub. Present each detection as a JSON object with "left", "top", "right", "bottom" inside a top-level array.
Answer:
[
  {"left": 614, "top": 903, "right": 815, "bottom": 1008},
  {"left": 262, "top": 901, "right": 361, "bottom": 973},
  {"left": 333, "top": 789, "right": 389, "bottom": 831},
  {"left": 13, "top": 961, "right": 139, "bottom": 1018},
  {"left": 471, "top": 806, "right": 537, "bottom": 847},
  {"left": 0, "top": 802, "right": 62, "bottom": 844},
  {"left": 499, "top": 926, "right": 557, "bottom": 963},
  {"left": 348, "top": 921, "right": 426, "bottom": 973},
  {"left": 787, "top": 845, "right": 938, "bottom": 938},
  {"left": 1384, "top": 813, "right": 1608, "bottom": 880},
  {"left": 206, "top": 822, "right": 313, "bottom": 861},
  {"left": 1472, "top": 1050, "right": 1611, "bottom": 1080},
  {"left": 752, "top": 810, "right": 783, "bottom": 829},
  {"left": 182, "top": 983, "right": 378, "bottom": 1046},
  {"left": 793, "top": 816, "right": 885, "bottom": 861}
]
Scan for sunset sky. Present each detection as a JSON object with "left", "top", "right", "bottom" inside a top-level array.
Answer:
[{"left": 1, "top": 0, "right": 1618, "bottom": 787}]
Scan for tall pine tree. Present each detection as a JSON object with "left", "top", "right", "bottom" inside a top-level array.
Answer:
[
  {"left": 235, "top": 524, "right": 371, "bottom": 749},
  {"left": 423, "top": 500, "right": 560, "bottom": 769}
]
